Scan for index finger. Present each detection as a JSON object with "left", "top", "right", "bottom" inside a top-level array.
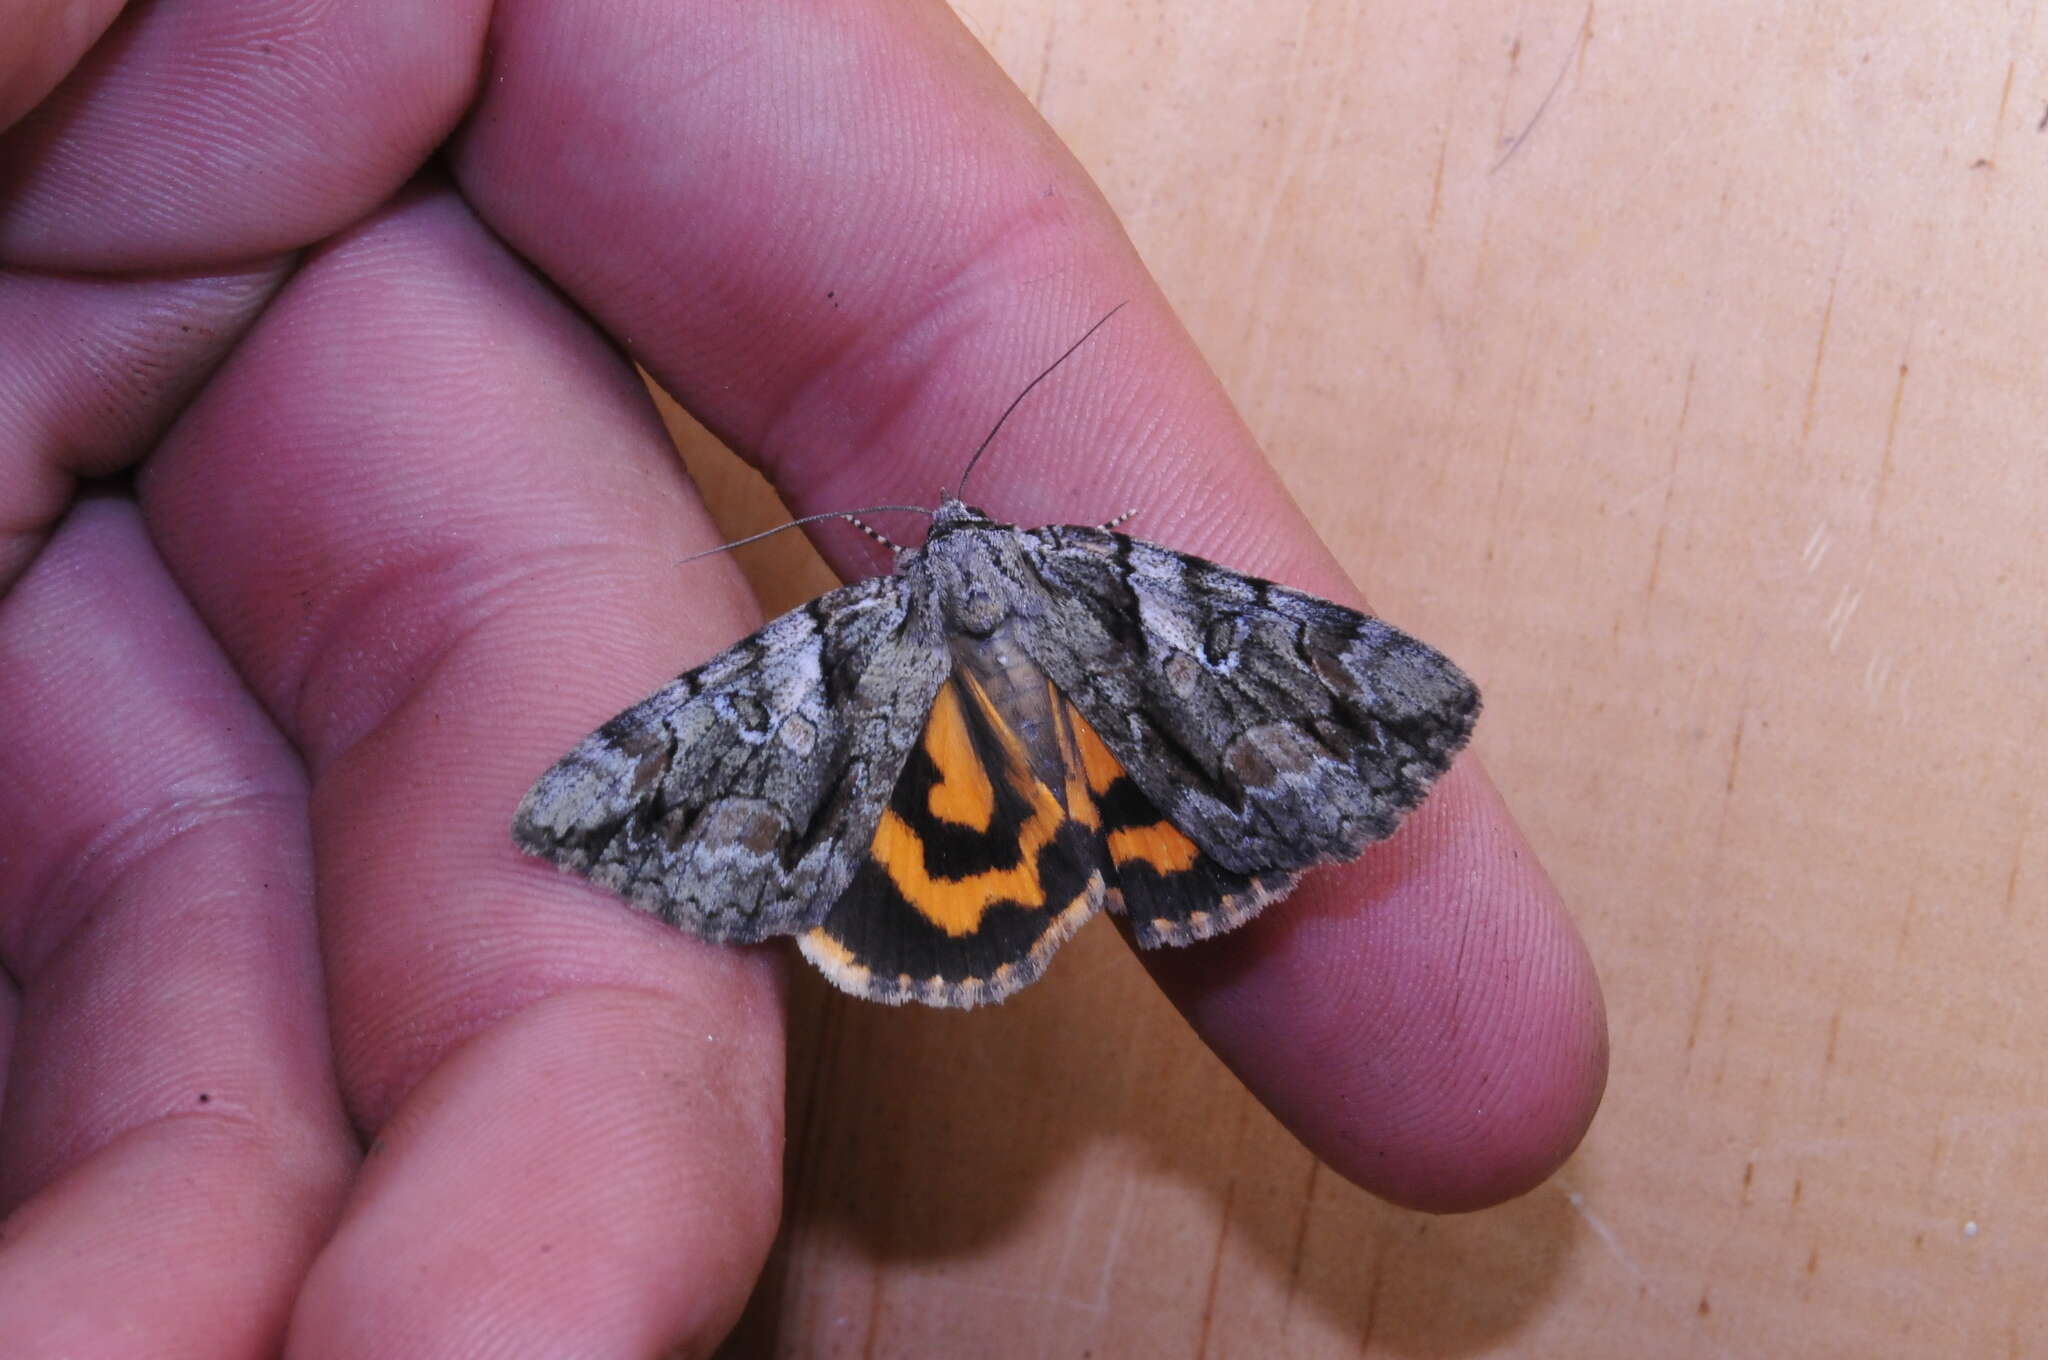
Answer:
[{"left": 457, "top": 0, "right": 1604, "bottom": 1208}]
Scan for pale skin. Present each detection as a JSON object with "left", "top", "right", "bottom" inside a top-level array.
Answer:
[{"left": 0, "top": 2, "right": 1606, "bottom": 1355}]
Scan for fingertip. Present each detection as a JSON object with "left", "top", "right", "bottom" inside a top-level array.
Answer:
[
  {"left": 287, "top": 988, "right": 783, "bottom": 1359},
  {"left": 1147, "top": 761, "right": 1607, "bottom": 1211}
]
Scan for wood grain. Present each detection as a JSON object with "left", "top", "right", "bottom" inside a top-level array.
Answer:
[{"left": 661, "top": 1, "right": 2048, "bottom": 1353}]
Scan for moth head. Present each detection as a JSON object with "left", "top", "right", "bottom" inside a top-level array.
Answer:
[{"left": 928, "top": 496, "right": 999, "bottom": 538}]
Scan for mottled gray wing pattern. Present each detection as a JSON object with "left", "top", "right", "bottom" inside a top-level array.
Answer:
[
  {"left": 1014, "top": 526, "right": 1479, "bottom": 877},
  {"left": 513, "top": 574, "right": 949, "bottom": 942}
]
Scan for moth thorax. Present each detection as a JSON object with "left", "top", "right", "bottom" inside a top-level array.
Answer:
[{"left": 949, "top": 623, "right": 1068, "bottom": 801}]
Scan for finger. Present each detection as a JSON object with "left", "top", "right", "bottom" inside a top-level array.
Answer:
[
  {"left": 456, "top": 0, "right": 1605, "bottom": 1207},
  {"left": 0, "top": 0, "right": 489, "bottom": 270},
  {"left": 0, "top": 494, "right": 354, "bottom": 1359},
  {"left": 141, "top": 183, "right": 783, "bottom": 1356},
  {"left": 0, "top": 0, "right": 124, "bottom": 131},
  {"left": 0, "top": 260, "right": 287, "bottom": 589}
]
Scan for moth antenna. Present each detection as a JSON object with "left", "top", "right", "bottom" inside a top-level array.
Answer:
[
  {"left": 675, "top": 505, "right": 934, "bottom": 566},
  {"left": 1099, "top": 507, "right": 1139, "bottom": 531},
  {"left": 842, "top": 514, "right": 904, "bottom": 553},
  {"left": 954, "top": 301, "right": 1129, "bottom": 500}
]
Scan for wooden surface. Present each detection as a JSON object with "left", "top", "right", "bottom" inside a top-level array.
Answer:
[{"left": 672, "top": 2, "right": 2048, "bottom": 1354}]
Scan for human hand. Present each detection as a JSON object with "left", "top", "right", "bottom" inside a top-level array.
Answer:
[{"left": 0, "top": 2, "right": 1605, "bottom": 1354}]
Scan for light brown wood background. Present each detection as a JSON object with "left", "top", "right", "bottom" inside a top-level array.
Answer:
[{"left": 668, "top": 1, "right": 2048, "bottom": 1354}]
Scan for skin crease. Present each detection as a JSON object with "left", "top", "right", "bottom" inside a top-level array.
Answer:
[{"left": 0, "top": 0, "right": 1606, "bottom": 1355}]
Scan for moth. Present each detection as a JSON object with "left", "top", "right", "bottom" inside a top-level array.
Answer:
[{"left": 514, "top": 330, "right": 1479, "bottom": 1007}]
